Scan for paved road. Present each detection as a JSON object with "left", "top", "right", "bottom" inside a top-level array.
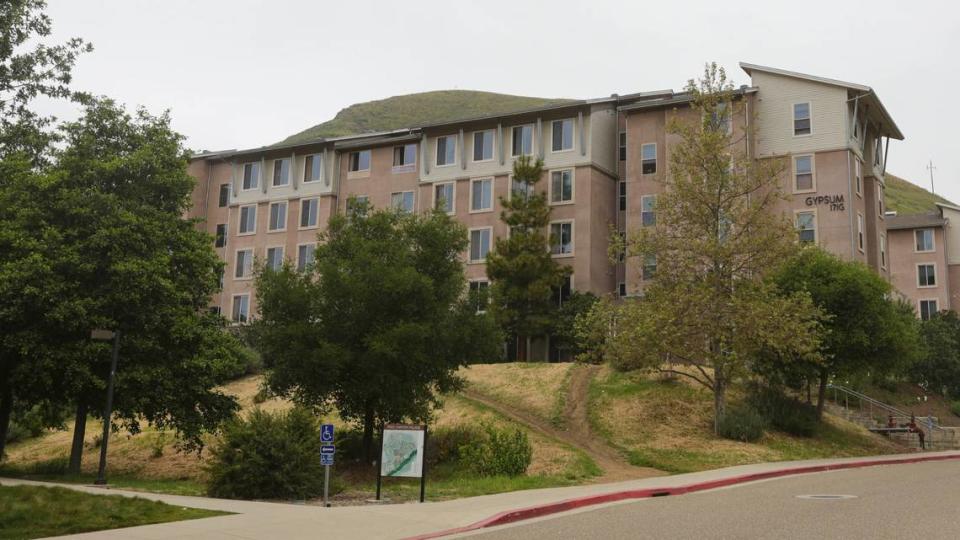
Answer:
[{"left": 461, "top": 460, "right": 960, "bottom": 540}]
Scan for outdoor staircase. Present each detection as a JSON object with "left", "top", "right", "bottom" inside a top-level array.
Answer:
[{"left": 825, "top": 384, "right": 960, "bottom": 451}]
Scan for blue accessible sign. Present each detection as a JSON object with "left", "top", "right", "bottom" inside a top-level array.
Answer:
[
  {"left": 320, "top": 445, "right": 335, "bottom": 455},
  {"left": 321, "top": 453, "right": 334, "bottom": 466},
  {"left": 321, "top": 424, "right": 335, "bottom": 443}
]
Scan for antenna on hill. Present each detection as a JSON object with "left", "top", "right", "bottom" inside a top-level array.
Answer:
[{"left": 927, "top": 159, "right": 937, "bottom": 194}]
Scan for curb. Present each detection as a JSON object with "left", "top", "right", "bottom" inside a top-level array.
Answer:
[{"left": 405, "top": 453, "right": 960, "bottom": 539}]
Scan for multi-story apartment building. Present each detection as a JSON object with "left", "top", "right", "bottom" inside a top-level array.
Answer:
[
  {"left": 185, "top": 63, "right": 909, "bottom": 346},
  {"left": 887, "top": 203, "right": 960, "bottom": 319}
]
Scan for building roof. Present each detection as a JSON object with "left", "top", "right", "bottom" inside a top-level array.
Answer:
[
  {"left": 885, "top": 212, "right": 946, "bottom": 230},
  {"left": 739, "top": 62, "right": 904, "bottom": 140}
]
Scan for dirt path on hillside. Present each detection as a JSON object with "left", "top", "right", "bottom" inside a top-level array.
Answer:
[{"left": 461, "top": 364, "right": 664, "bottom": 482}]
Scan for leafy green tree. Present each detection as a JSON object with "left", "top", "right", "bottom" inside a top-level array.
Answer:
[
  {"left": 771, "top": 247, "right": 922, "bottom": 416},
  {"left": 604, "top": 64, "right": 822, "bottom": 431},
  {"left": 252, "top": 202, "right": 501, "bottom": 460},
  {"left": 486, "top": 155, "right": 570, "bottom": 360},
  {"left": 912, "top": 311, "right": 960, "bottom": 398}
]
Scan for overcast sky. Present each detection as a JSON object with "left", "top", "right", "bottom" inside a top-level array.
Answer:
[{"left": 39, "top": 0, "right": 959, "bottom": 201}]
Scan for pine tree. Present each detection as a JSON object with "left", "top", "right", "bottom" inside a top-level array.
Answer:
[{"left": 486, "top": 155, "right": 570, "bottom": 361}]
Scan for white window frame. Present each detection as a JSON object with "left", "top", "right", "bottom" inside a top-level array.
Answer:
[
  {"left": 471, "top": 130, "right": 495, "bottom": 163},
  {"left": 854, "top": 158, "right": 862, "bottom": 197},
  {"left": 641, "top": 194, "right": 657, "bottom": 227},
  {"left": 857, "top": 213, "right": 864, "bottom": 253},
  {"left": 299, "top": 197, "right": 320, "bottom": 230},
  {"left": 303, "top": 153, "right": 323, "bottom": 183},
  {"left": 795, "top": 209, "right": 818, "bottom": 245},
  {"left": 550, "top": 220, "right": 575, "bottom": 257},
  {"left": 241, "top": 162, "right": 260, "bottom": 191},
  {"left": 919, "top": 299, "right": 939, "bottom": 321},
  {"left": 234, "top": 248, "right": 254, "bottom": 280},
  {"left": 641, "top": 143, "right": 657, "bottom": 175},
  {"left": 265, "top": 245, "right": 285, "bottom": 271},
  {"left": 469, "top": 178, "right": 494, "bottom": 213},
  {"left": 267, "top": 201, "right": 287, "bottom": 232},
  {"left": 917, "top": 263, "right": 937, "bottom": 288},
  {"left": 348, "top": 150, "right": 371, "bottom": 173},
  {"left": 550, "top": 118, "right": 575, "bottom": 153},
  {"left": 878, "top": 184, "right": 884, "bottom": 219},
  {"left": 272, "top": 158, "right": 291, "bottom": 187},
  {"left": 510, "top": 124, "right": 535, "bottom": 157},
  {"left": 433, "top": 181, "right": 456, "bottom": 215},
  {"left": 468, "top": 279, "right": 490, "bottom": 314},
  {"left": 880, "top": 233, "right": 887, "bottom": 269},
  {"left": 642, "top": 253, "right": 657, "bottom": 281},
  {"left": 391, "top": 190, "right": 415, "bottom": 214},
  {"left": 915, "top": 228, "right": 935, "bottom": 253},
  {"left": 231, "top": 294, "right": 250, "bottom": 323},
  {"left": 793, "top": 154, "right": 816, "bottom": 194},
  {"left": 468, "top": 227, "right": 493, "bottom": 263},
  {"left": 392, "top": 144, "right": 417, "bottom": 172},
  {"left": 296, "top": 242, "right": 316, "bottom": 272},
  {"left": 548, "top": 168, "right": 575, "bottom": 205},
  {"left": 436, "top": 135, "right": 457, "bottom": 167},
  {"left": 793, "top": 101, "right": 812, "bottom": 137},
  {"left": 238, "top": 204, "right": 257, "bottom": 236},
  {"left": 508, "top": 173, "right": 534, "bottom": 201}
]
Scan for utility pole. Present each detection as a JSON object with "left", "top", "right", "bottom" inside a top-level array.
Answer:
[{"left": 927, "top": 159, "right": 937, "bottom": 194}]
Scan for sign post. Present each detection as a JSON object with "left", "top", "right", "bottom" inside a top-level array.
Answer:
[
  {"left": 90, "top": 329, "right": 120, "bottom": 486},
  {"left": 320, "top": 424, "right": 335, "bottom": 507},
  {"left": 376, "top": 424, "right": 428, "bottom": 503}
]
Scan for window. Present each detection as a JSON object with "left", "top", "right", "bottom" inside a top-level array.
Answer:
[
  {"left": 796, "top": 211, "right": 816, "bottom": 244},
  {"left": 239, "top": 205, "right": 256, "bottom": 234},
  {"left": 273, "top": 158, "right": 290, "bottom": 186},
  {"left": 209, "top": 306, "right": 222, "bottom": 316},
  {"left": 642, "top": 254, "right": 656, "bottom": 280},
  {"left": 215, "top": 224, "right": 227, "bottom": 248},
  {"left": 920, "top": 300, "right": 938, "bottom": 321},
  {"left": 641, "top": 195, "right": 656, "bottom": 227},
  {"left": 511, "top": 125, "right": 533, "bottom": 157},
  {"left": 470, "top": 178, "right": 493, "bottom": 212},
  {"left": 436, "top": 135, "right": 456, "bottom": 166},
  {"left": 857, "top": 213, "right": 864, "bottom": 252},
  {"left": 511, "top": 176, "right": 533, "bottom": 200},
  {"left": 434, "top": 182, "right": 455, "bottom": 214},
  {"left": 855, "top": 159, "right": 862, "bottom": 196},
  {"left": 641, "top": 143, "right": 656, "bottom": 174},
  {"left": 793, "top": 102, "right": 811, "bottom": 136},
  {"left": 618, "top": 231, "right": 626, "bottom": 262},
  {"left": 391, "top": 191, "right": 415, "bottom": 213},
  {"left": 300, "top": 198, "right": 319, "bottom": 228},
  {"left": 393, "top": 144, "right": 416, "bottom": 169},
  {"left": 349, "top": 150, "right": 370, "bottom": 172},
  {"left": 710, "top": 102, "right": 731, "bottom": 134},
  {"left": 619, "top": 181, "right": 626, "bottom": 211},
  {"left": 554, "top": 275, "right": 573, "bottom": 307},
  {"left": 304, "top": 154, "right": 322, "bottom": 182},
  {"left": 266, "top": 246, "right": 284, "bottom": 271},
  {"left": 231, "top": 295, "right": 249, "bottom": 323},
  {"left": 916, "top": 229, "right": 934, "bottom": 252},
  {"left": 469, "top": 228, "right": 491, "bottom": 262},
  {"left": 874, "top": 137, "right": 883, "bottom": 166},
  {"left": 242, "top": 162, "right": 260, "bottom": 190},
  {"left": 794, "top": 155, "right": 814, "bottom": 192},
  {"left": 551, "top": 119, "right": 573, "bottom": 152},
  {"left": 878, "top": 185, "right": 884, "bottom": 216},
  {"left": 347, "top": 196, "right": 368, "bottom": 218},
  {"left": 618, "top": 282, "right": 626, "bottom": 297},
  {"left": 297, "top": 244, "right": 316, "bottom": 272},
  {"left": 618, "top": 132, "right": 626, "bottom": 161},
  {"left": 880, "top": 234, "right": 886, "bottom": 269},
  {"left": 918, "top": 264, "right": 936, "bottom": 287},
  {"left": 473, "top": 130, "right": 494, "bottom": 162},
  {"left": 218, "top": 184, "right": 230, "bottom": 207},
  {"left": 235, "top": 249, "right": 253, "bottom": 279},
  {"left": 550, "top": 221, "right": 574, "bottom": 256},
  {"left": 469, "top": 280, "right": 490, "bottom": 313},
  {"left": 550, "top": 170, "right": 573, "bottom": 204},
  {"left": 268, "top": 201, "right": 287, "bottom": 231}
]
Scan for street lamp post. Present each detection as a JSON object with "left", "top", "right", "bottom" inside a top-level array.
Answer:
[{"left": 90, "top": 329, "right": 121, "bottom": 486}]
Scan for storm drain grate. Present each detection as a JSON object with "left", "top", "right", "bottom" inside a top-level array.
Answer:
[{"left": 796, "top": 494, "right": 858, "bottom": 500}]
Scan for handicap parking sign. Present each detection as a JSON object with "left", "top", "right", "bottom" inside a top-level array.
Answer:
[
  {"left": 321, "top": 453, "right": 334, "bottom": 466},
  {"left": 321, "top": 424, "right": 335, "bottom": 443}
]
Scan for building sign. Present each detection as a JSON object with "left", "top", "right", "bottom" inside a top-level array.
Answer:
[{"left": 805, "top": 194, "right": 845, "bottom": 211}]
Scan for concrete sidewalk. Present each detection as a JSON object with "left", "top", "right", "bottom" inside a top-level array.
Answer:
[{"left": 4, "top": 450, "right": 960, "bottom": 540}]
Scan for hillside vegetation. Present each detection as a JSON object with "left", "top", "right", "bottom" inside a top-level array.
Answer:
[
  {"left": 885, "top": 173, "right": 955, "bottom": 215},
  {"left": 280, "top": 90, "right": 571, "bottom": 145}
]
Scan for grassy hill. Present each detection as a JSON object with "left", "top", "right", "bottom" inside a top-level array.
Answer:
[
  {"left": 280, "top": 90, "right": 572, "bottom": 145},
  {"left": 885, "top": 173, "right": 955, "bottom": 215}
]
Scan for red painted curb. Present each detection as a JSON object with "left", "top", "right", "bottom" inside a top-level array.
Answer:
[{"left": 404, "top": 453, "right": 960, "bottom": 540}]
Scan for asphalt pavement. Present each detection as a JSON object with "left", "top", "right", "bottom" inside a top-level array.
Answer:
[{"left": 459, "top": 460, "right": 960, "bottom": 539}]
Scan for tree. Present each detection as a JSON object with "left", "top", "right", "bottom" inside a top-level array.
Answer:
[
  {"left": 252, "top": 202, "right": 501, "bottom": 460},
  {"left": 486, "top": 155, "right": 570, "bottom": 360},
  {"left": 772, "top": 247, "right": 922, "bottom": 416},
  {"left": 602, "top": 64, "right": 821, "bottom": 432},
  {"left": 912, "top": 311, "right": 960, "bottom": 398}
]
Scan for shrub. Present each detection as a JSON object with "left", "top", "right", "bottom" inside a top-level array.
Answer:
[
  {"left": 951, "top": 401, "right": 960, "bottom": 418},
  {"left": 718, "top": 407, "right": 767, "bottom": 442},
  {"left": 459, "top": 423, "right": 532, "bottom": 477},
  {"left": 29, "top": 456, "right": 69, "bottom": 475},
  {"left": 426, "top": 425, "right": 485, "bottom": 467},
  {"left": 205, "top": 407, "right": 324, "bottom": 500},
  {"left": 747, "top": 384, "right": 819, "bottom": 437}
]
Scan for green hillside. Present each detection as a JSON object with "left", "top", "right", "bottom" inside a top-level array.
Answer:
[
  {"left": 280, "top": 90, "right": 572, "bottom": 145},
  {"left": 885, "top": 173, "right": 955, "bottom": 214}
]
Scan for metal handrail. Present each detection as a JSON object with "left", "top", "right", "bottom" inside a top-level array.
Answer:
[{"left": 826, "top": 383, "right": 949, "bottom": 434}]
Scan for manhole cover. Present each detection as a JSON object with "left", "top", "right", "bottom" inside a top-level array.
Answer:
[{"left": 796, "top": 494, "right": 858, "bottom": 500}]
